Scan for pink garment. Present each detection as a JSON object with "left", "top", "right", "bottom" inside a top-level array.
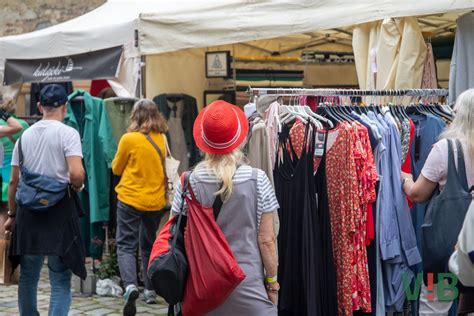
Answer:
[
  {"left": 421, "top": 43, "right": 439, "bottom": 103},
  {"left": 264, "top": 101, "right": 280, "bottom": 168}
]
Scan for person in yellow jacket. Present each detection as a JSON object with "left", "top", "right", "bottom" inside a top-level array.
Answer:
[{"left": 112, "top": 99, "right": 168, "bottom": 315}]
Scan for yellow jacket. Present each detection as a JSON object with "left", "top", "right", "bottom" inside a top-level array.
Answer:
[{"left": 112, "top": 132, "right": 167, "bottom": 211}]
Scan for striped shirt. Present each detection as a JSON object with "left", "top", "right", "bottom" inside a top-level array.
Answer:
[{"left": 171, "top": 165, "right": 279, "bottom": 229}]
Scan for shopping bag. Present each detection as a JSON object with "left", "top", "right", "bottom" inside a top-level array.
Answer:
[
  {"left": 182, "top": 183, "right": 246, "bottom": 315},
  {"left": 164, "top": 137, "right": 180, "bottom": 206},
  {"left": 0, "top": 231, "right": 19, "bottom": 285}
]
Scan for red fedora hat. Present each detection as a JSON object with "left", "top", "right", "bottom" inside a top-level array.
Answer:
[{"left": 193, "top": 100, "right": 248, "bottom": 155}]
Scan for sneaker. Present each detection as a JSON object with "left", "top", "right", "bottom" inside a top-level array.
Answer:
[
  {"left": 123, "top": 285, "right": 139, "bottom": 316},
  {"left": 143, "top": 289, "right": 157, "bottom": 304}
]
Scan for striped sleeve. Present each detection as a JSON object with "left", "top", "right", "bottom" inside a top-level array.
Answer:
[
  {"left": 257, "top": 169, "right": 279, "bottom": 213},
  {"left": 171, "top": 180, "right": 189, "bottom": 215}
]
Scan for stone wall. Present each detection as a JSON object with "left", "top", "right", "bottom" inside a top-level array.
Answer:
[{"left": 0, "top": 0, "right": 105, "bottom": 36}]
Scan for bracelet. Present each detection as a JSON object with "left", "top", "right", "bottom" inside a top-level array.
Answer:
[
  {"left": 7, "top": 210, "right": 16, "bottom": 218},
  {"left": 72, "top": 183, "right": 85, "bottom": 192},
  {"left": 266, "top": 283, "right": 280, "bottom": 293}
]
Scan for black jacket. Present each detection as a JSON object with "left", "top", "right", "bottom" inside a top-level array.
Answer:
[
  {"left": 153, "top": 94, "right": 201, "bottom": 167},
  {"left": 9, "top": 191, "right": 87, "bottom": 279}
]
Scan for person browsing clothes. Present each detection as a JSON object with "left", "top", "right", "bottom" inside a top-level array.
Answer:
[{"left": 171, "top": 100, "right": 279, "bottom": 315}]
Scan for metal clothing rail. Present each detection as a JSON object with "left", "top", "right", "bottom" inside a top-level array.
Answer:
[{"left": 247, "top": 87, "right": 449, "bottom": 97}]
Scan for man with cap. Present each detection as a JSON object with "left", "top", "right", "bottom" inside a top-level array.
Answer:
[{"left": 5, "top": 84, "right": 86, "bottom": 316}]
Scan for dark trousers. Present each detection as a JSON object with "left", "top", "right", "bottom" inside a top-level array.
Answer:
[{"left": 116, "top": 201, "right": 163, "bottom": 290}]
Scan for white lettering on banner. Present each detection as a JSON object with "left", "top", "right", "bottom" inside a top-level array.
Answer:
[{"left": 33, "top": 58, "right": 83, "bottom": 82}]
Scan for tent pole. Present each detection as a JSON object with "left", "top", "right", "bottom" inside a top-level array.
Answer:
[
  {"left": 135, "top": 28, "right": 146, "bottom": 98},
  {"left": 140, "top": 55, "right": 146, "bottom": 98}
]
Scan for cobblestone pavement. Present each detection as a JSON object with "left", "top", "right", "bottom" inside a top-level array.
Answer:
[{"left": 0, "top": 264, "right": 169, "bottom": 315}]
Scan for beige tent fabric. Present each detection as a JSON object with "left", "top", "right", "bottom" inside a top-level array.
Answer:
[{"left": 353, "top": 17, "right": 427, "bottom": 102}]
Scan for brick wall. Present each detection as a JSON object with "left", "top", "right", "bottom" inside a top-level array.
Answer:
[{"left": 0, "top": 0, "right": 105, "bottom": 36}]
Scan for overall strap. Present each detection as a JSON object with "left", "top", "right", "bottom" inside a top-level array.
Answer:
[
  {"left": 445, "top": 139, "right": 465, "bottom": 192},
  {"left": 454, "top": 139, "right": 469, "bottom": 190}
]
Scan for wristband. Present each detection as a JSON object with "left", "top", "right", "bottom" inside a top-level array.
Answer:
[
  {"left": 72, "top": 183, "right": 85, "bottom": 192},
  {"left": 0, "top": 110, "right": 11, "bottom": 122},
  {"left": 265, "top": 275, "right": 278, "bottom": 284}
]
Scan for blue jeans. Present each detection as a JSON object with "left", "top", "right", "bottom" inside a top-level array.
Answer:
[{"left": 19, "top": 255, "right": 72, "bottom": 316}]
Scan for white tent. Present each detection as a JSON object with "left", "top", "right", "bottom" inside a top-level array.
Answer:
[{"left": 0, "top": 0, "right": 472, "bottom": 98}]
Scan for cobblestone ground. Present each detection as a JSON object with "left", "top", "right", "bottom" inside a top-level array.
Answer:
[{"left": 0, "top": 263, "right": 169, "bottom": 315}]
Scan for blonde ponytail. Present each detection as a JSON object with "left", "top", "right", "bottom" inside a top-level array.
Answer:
[{"left": 196, "top": 149, "right": 244, "bottom": 201}]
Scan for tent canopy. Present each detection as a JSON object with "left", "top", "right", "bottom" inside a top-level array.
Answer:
[{"left": 0, "top": 0, "right": 471, "bottom": 60}]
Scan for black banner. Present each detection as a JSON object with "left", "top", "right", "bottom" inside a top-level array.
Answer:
[{"left": 4, "top": 46, "right": 123, "bottom": 85}]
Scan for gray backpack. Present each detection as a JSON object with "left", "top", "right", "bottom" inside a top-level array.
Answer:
[{"left": 422, "top": 139, "right": 473, "bottom": 276}]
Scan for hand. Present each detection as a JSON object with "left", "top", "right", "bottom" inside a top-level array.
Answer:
[
  {"left": 71, "top": 183, "right": 84, "bottom": 193},
  {"left": 401, "top": 171, "right": 413, "bottom": 181},
  {"left": 4, "top": 217, "right": 15, "bottom": 232},
  {"left": 268, "top": 291, "right": 278, "bottom": 306},
  {"left": 266, "top": 281, "right": 279, "bottom": 306}
]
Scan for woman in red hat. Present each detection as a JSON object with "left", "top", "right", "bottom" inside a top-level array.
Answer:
[{"left": 171, "top": 100, "right": 279, "bottom": 315}]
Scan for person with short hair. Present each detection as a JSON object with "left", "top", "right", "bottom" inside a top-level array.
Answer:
[
  {"left": 4, "top": 84, "right": 86, "bottom": 316},
  {"left": 112, "top": 99, "right": 168, "bottom": 315}
]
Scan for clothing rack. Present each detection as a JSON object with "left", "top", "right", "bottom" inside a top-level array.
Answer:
[{"left": 247, "top": 87, "right": 449, "bottom": 97}]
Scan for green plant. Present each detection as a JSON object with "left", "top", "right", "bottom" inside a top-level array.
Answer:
[{"left": 95, "top": 238, "right": 120, "bottom": 280}]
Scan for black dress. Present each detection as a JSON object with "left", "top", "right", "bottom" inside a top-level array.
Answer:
[
  {"left": 313, "top": 130, "right": 338, "bottom": 316},
  {"left": 274, "top": 124, "right": 337, "bottom": 316}
]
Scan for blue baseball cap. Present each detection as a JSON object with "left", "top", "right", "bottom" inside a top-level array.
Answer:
[{"left": 39, "top": 84, "right": 67, "bottom": 107}]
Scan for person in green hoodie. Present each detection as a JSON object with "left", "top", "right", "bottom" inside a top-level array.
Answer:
[
  {"left": 0, "top": 97, "right": 25, "bottom": 237},
  {"left": 0, "top": 99, "right": 29, "bottom": 203}
]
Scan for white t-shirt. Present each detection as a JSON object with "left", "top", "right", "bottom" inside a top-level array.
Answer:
[
  {"left": 11, "top": 120, "right": 83, "bottom": 183},
  {"left": 421, "top": 139, "right": 474, "bottom": 191}
]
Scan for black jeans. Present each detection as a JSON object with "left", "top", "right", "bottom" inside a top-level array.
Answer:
[{"left": 116, "top": 201, "right": 163, "bottom": 290}]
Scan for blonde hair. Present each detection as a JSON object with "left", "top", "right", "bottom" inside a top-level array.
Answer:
[
  {"left": 196, "top": 149, "right": 245, "bottom": 201},
  {"left": 128, "top": 99, "right": 168, "bottom": 134},
  {"left": 1, "top": 97, "right": 16, "bottom": 113},
  {"left": 440, "top": 89, "right": 474, "bottom": 158}
]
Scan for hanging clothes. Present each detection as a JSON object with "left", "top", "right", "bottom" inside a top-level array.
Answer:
[
  {"left": 29, "top": 82, "right": 73, "bottom": 115},
  {"left": 244, "top": 113, "right": 279, "bottom": 236},
  {"left": 353, "top": 18, "right": 427, "bottom": 103},
  {"left": 153, "top": 94, "right": 200, "bottom": 169},
  {"left": 103, "top": 97, "right": 138, "bottom": 143},
  {"left": 449, "top": 12, "right": 474, "bottom": 104},
  {"left": 65, "top": 90, "right": 117, "bottom": 258},
  {"left": 421, "top": 43, "right": 439, "bottom": 103}
]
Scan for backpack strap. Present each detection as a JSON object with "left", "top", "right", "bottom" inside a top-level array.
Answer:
[{"left": 171, "top": 172, "right": 191, "bottom": 248}]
